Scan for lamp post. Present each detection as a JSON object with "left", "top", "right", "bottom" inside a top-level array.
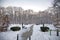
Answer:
[{"left": 21, "top": 11, "right": 24, "bottom": 29}]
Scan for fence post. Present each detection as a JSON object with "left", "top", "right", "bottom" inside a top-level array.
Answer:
[
  {"left": 17, "top": 34, "right": 19, "bottom": 40},
  {"left": 29, "top": 36, "right": 31, "bottom": 40},
  {"left": 50, "top": 30, "right": 52, "bottom": 36},
  {"left": 57, "top": 29, "right": 59, "bottom": 36}
]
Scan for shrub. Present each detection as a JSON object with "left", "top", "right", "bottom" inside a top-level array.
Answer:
[
  {"left": 10, "top": 26, "right": 21, "bottom": 31},
  {"left": 40, "top": 27, "right": 49, "bottom": 32}
]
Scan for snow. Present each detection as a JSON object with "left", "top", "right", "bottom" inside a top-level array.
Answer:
[
  {"left": 0, "top": 24, "right": 60, "bottom": 40},
  {"left": 0, "top": 31, "right": 17, "bottom": 40}
]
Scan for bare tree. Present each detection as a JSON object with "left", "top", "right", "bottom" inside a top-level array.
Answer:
[{"left": 53, "top": 0, "right": 60, "bottom": 7}]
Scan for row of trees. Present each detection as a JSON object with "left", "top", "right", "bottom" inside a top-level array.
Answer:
[
  {"left": 52, "top": 0, "right": 60, "bottom": 26},
  {"left": 0, "top": 0, "right": 60, "bottom": 25},
  {"left": 0, "top": 6, "right": 54, "bottom": 24}
]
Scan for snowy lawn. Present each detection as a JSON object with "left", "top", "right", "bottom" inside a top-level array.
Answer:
[{"left": 0, "top": 24, "right": 60, "bottom": 40}]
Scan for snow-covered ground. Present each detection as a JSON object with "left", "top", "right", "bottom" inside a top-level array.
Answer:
[
  {"left": 31, "top": 24, "right": 60, "bottom": 40},
  {"left": 0, "top": 24, "right": 60, "bottom": 40}
]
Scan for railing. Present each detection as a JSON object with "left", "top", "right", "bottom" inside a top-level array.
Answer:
[{"left": 49, "top": 29, "right": 60, "bottom": 36}]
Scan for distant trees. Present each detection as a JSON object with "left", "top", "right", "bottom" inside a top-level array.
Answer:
[
  {"left": 0, "top": 6, "right": 54, "bottom": 24},
  {"left": 53, "top": 0, "right": 60, "bottom": 26}
]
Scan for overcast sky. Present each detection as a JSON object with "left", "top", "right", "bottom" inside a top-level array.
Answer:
[{"left": 0, "top": 0, "right": 53, "bottom": 12}]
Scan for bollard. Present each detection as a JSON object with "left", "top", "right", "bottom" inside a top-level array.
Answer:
[
  {"left": 29, "top": 36, "right": 31, "bottom": 40},
  {"left": 57, "top": 29, "right": 59, "bottom": 36},
  {"left": 17, "top": 34, "right": 19, "bottom": 40},
  {"left": 50, "top": 30, "right": 52, "bottom": 36}
]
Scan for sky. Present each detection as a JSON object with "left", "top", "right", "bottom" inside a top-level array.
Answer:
[{"left": 0, "top": 0, "right": 53, "bottom": 12}]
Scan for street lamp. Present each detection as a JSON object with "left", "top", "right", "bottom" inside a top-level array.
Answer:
[{"left": 21, "top": 11, "right": 24, "bottom": 29}]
